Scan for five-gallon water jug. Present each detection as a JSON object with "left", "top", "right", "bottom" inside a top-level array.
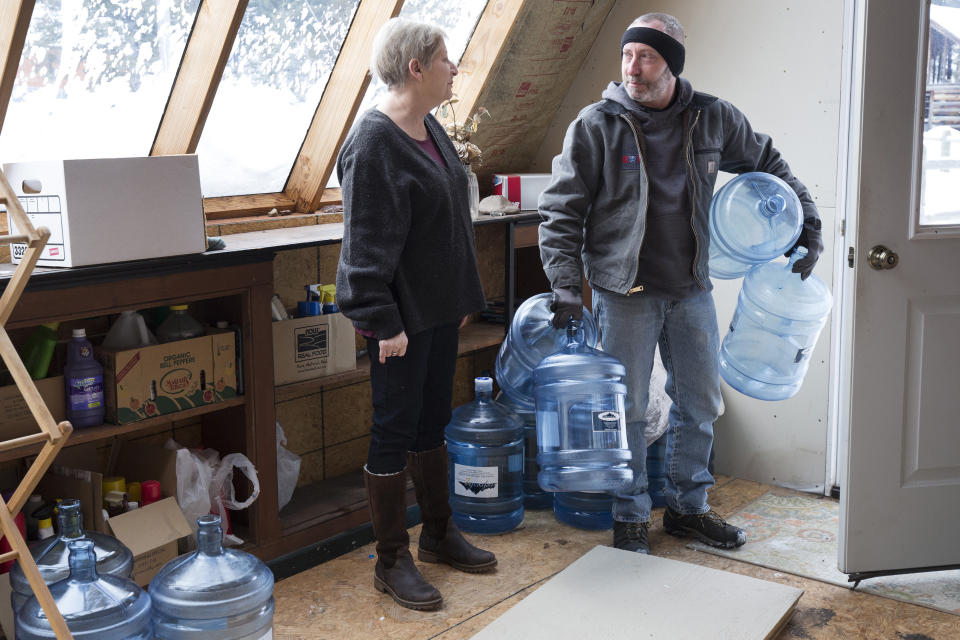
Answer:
[
  {"left": 496, "top": 293, "right": 599, "bottom": 409},
  {"left": 64, "top": 328, "right": 105, "bottom": 428},
  {"left": 646, "top": 434, "right": 667, "bottom": 508},
  {"left": 15, "top": 539, "right": 153, "bottom": 640},
  {"left": 719, "top": 247, "right": 833, "bottom": 400},
  {"left": 157, "top": 305, "right": 206, "bottom": 343},
  {"left": 103, "top": 310, "right": 158, "bottom": 349},
  {"left": 533, "top": 320, "right": 632, "bottom": 492},
  {"left": 498, "top": 392, "right": 552, "bottom": 510},
  {"left": 445, "top": 377, "right": 525, "bottom": 534},
  {"left": 709, "top": 172, "right": 803, "bottom": 279},
  {"left": 553, "top": 491, "right": 613, "bottom": 530},
  {"left": 10, "top": 499, "right": 134, "bottom": 612},
  {"left": 150, "top": 515, "right": 273, "bottom": 639}
]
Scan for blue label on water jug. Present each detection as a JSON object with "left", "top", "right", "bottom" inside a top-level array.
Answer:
[
  {"left": 68, "top": 375, "right": 104, "bottom": 410},
  {"left": 453, "top": 464, "right": 499, "bottom": 498},
  {"left": 593, "top": 411, "right": 621, "bottom": 432}
]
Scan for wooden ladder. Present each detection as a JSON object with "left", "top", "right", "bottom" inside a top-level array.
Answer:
[{"left": 0, "top": 169, "right": 74, "bottom": 639}]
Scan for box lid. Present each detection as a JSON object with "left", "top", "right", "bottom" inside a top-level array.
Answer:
[{"left": 106, "top": 497, "right": 192, "bottom": 556}]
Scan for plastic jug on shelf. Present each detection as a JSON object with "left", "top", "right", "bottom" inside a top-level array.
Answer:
[
  {"left": 533, "top": 319, "right": 632, "bottom": 493},
  {"left": 102, "top": 310, "right": 158, "bottom": 349},
  {"left": 20, "top": 322, "right": 59, "bottom": 380},
  {"left": 14, "top": 539, "right": 152, "bottom": 640},
  {"left": 157, "top": 305, "right": 205, "bottom": 343},
  {"left": 64, "top": 328, "right": 105, "bottom": 428},
  {"left": 719, "top": 247, "right": 833, "bottom": 400},
  {"left": 495, "top": 292, "right": 599, "bottom": 410},
  {"left": 708, "top": 171, "right": 803, "bottom": 279},
  {"left": 445, "top": 377, "right": 525, "bottom": 534}
]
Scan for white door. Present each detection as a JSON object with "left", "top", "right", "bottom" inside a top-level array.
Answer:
[{"left": 839, "top": 0, "right": 960, "bottom": 578}]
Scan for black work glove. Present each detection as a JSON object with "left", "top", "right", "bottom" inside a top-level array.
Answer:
[
  {"left": 549, "top": 287, "right": 583, "bottom": 330},
  {"left": 785, "top": 217, "right": 824, "bottom": 280}
]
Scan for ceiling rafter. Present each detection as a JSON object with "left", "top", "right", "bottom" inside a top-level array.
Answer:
[
  {"left": 438, "top": 0, "right": 526, "bottom": 127},
  {"left": 0, "top": 0, "right": 35, "bottom": 133}
]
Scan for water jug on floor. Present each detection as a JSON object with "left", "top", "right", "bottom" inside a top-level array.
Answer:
[
  {"left": 14, "top": 539, "right": 153, "bottom": 640},
  {"left": 496, "top": 292, "right": 599, "bottom": 409},
  {"left": 719, "top": 247, "right": 833, "bottom": 400},
  {"left": 709, "top": 172, "right": 803, "bottom": 279},
  {"left": 553, "top": 491, "right": 613, "bottom": 530},
  {"left": 10, "top": 498, "right": 134, "bottom": 612},
  {"left": 446, "top": 377, "right": 525, "bottom": 534},
  {"left": 498, "top": 392, "right": 552, "bottom": 510},
  {"left": 150, "top": 514, "right": 274, "bottom": 640},
  {"left": 646, "top": 434, "right": 667, "bottom": 508},
  {"left": 533, "top": 320, "right": 632, "bottom": 493}
]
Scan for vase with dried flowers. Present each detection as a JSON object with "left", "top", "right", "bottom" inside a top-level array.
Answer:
[{"left": 438, "top": 97, "right": 490, "bottom": 219}]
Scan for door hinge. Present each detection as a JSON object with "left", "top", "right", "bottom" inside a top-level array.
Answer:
[{"left": 847, "top": 246, "right": 855, "bottom": 268}]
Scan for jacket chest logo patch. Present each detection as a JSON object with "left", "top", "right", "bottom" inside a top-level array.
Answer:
[{"left": 621, "top": 154, "right": 643, "bottom": 170}]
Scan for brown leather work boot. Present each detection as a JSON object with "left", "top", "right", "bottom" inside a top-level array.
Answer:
[
  {"left": 407, "top": 445, "right": 497, "bottom": 573},
  {"left": 364, "top": 466, "right": 442, "bottom": 610}
]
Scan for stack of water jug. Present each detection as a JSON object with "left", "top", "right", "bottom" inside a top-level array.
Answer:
[
  {"left": 709, "top": 172, "right": 833, "bottom": 401},
  {"left": 446, "top": 294, "right": 633, "bottom": 533},
  {"left": 13, "top": 501, "right": 274, "bottom": 640}
]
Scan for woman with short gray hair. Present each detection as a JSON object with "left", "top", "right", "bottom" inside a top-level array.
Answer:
[{"left": 335, "top": 17, "right": 494, "bottom": 612}]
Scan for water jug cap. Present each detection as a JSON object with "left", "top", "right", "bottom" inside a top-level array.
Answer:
[
  {"left": 170, "top": 304, "right": 189, "bottom": 311},
  {"left": 71, "top": 328, "right": 86, "bottom": 338},
  {"left": 475, "top": 377, "right": 494, "bottom": 393}
]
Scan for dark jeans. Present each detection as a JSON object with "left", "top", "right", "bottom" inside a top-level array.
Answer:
[{"left": 365, "top": 323, "right": 459, "bottom": 474}]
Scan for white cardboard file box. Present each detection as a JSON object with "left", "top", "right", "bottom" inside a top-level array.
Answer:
[
  {"left": 492, "top": 173, "right": 552, "bottom": 211},
  {"left": 273, "top": 312, "right": 356, "bottom": 385},
  {"left": 3, "top": 155, "right": 206, "bottom": 267}
]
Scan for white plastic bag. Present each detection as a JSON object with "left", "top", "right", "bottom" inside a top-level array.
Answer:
[
  {"left": 169, "top": 439, "right": 217, "bottom": 531},
  {"left": 276, "top": 422, "right": 301, "bottom": 511},
  {"left": 644, "top": 347, "right": 671, "bottom": 445},
  {"left": 168, "top": 439, "right": 261, "bottom": 547},
  {"left": 210, "top": 452, "right": 261, "bottom": 546}
]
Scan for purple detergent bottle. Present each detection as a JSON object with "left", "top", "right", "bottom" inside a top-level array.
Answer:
[{"left": 63, "top": 328, "right": 105, "bottom": 428}]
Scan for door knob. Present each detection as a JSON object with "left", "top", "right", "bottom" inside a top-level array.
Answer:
[{"left": 867, "top": 245, "right": 899, "bottom": 270}]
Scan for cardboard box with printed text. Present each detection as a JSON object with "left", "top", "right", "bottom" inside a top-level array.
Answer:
[
  {"left": 272, "top": 312, "right": 356, "bottom": 385},
  {"left": 98, "top": 330, "right": 237, "bottom": 424}
]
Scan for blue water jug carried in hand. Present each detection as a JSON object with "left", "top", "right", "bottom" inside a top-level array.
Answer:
[
  {"left": 446, "top": 378, "right": 525, "bottom": 534},
  {"left": 498, "top": 392, "right": 552, "bottom": 510},
  {"left": 10, "top": 498, "right": 134, "bottom": 612},
  {"left": 15, "top": 539, "right": 153, "bottom": 640},
  {"left": 149, "top": 514, "right": 274, "bottom": 640},
  {"left": 553, "top": 491, "right": 614, "bottom": 530},
  {"left": 496, "top": 293, "right": 599, "bottom": 410},
  {"left": 533, "top": 320, "right": 632, "bottom": 493},
  {"left": 709, "top": 172, "right": 804, "bottom": 279},
  {"left": 720, "top": 248, "right": 833, "bottom": 400}
]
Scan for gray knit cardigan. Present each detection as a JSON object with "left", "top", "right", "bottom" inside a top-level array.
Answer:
[{"left": 334, "top": 109, "right": 486, "bottom": 339}]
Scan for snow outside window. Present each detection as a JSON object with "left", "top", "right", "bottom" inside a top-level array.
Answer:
[
  {"left": 195, "top": 0, "right": 361, "bottom": 198},
  {"left": 0, "top": 0, "right": 200, "bottom": 162}
]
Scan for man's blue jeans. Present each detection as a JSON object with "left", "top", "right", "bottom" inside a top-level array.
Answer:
[{"left": 593, "top": 288, "right": 723, "bottom": 523}]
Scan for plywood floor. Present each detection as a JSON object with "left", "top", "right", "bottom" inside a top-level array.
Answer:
[{"left": 272, "top": 476, "right": 960, "bottom": 640}]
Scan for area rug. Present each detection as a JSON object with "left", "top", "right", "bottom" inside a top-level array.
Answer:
[{"left": 687, "top": 490, "right": 960, "bottom": 615}]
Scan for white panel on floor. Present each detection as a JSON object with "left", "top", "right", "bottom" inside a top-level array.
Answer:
[{"left": 470, "top": 546, "right": 802, "bottom": 640}]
